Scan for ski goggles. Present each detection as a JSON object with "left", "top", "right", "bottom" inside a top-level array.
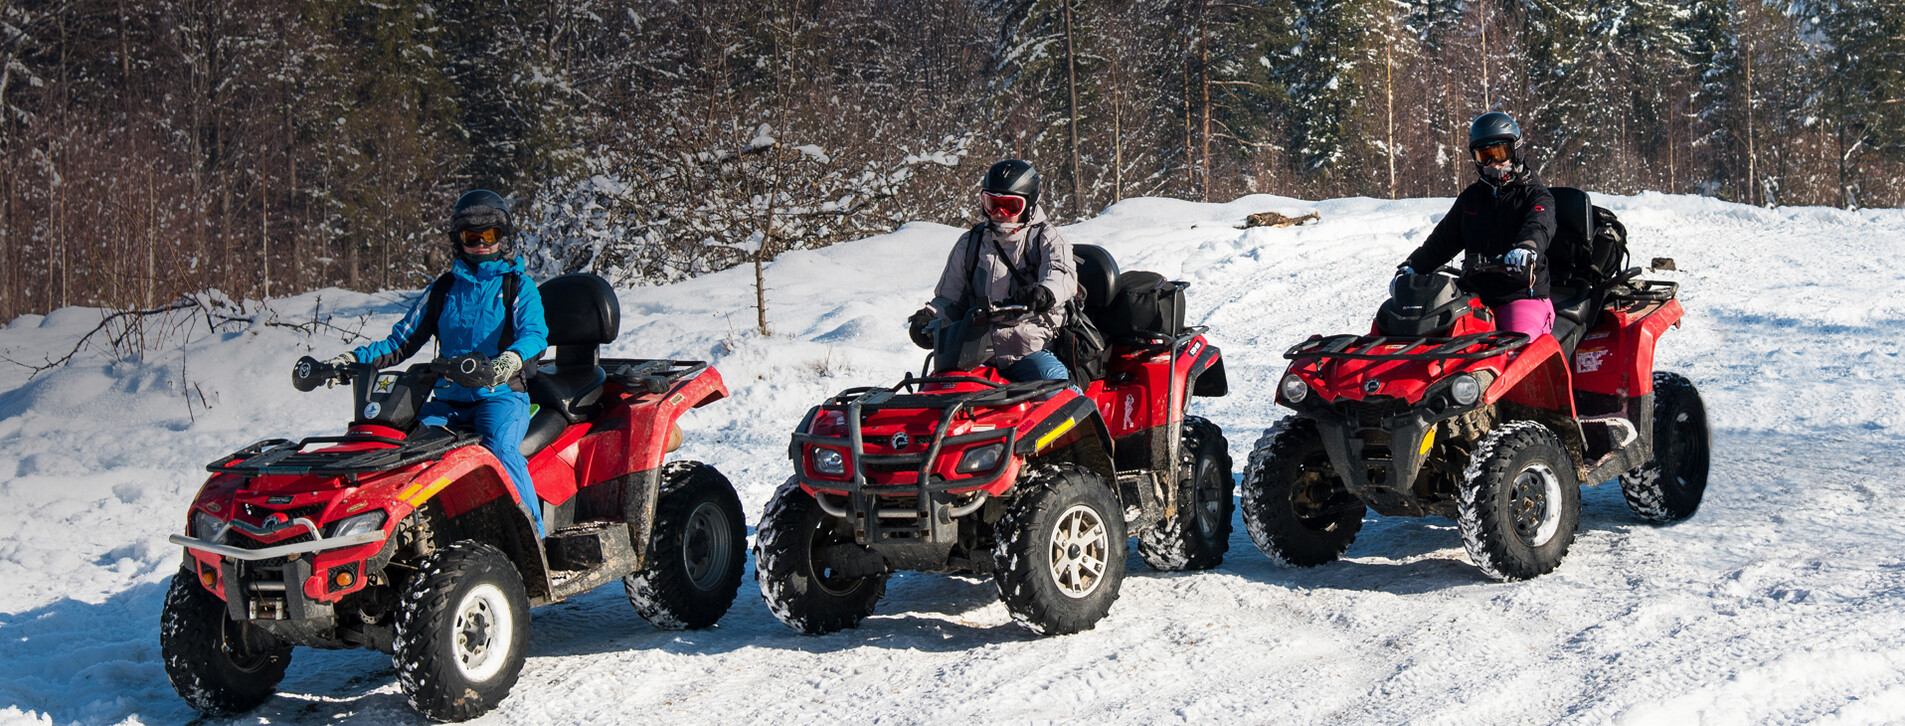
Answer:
[
  {"left": 458, "top": 228, "right": 501, "bottom": 247},
  {"left": 1472, "top": 140, "right": 1514, "bottom": 166},
  {"left": 980, "top": 191, "right": 1027, "bottom": 219}
]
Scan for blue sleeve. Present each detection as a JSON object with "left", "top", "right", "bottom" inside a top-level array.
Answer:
[
  {"left": 508, "top": 271, "right": 549, "bottom": 362},
  {"left": 354, "top": 289, "right": 436, "bottom": 368}
]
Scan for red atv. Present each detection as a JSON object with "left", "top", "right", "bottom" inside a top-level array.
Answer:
[
  {"left": 757, "top": 246, "right": 1231, "bottom": 636},
  {"left": 1241, "top": 188, "right": 1710, "bottom": 581},
  {"left": 161, "top": 273, "right": 747, "bottom": 722}
]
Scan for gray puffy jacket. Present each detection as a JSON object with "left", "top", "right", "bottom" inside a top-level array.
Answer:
[{"left": 928, "top": 206, "right": 1079, "bottom": 364}]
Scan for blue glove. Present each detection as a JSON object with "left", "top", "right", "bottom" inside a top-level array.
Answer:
[
  {"left": 1396, "top": 264, "right": 1416, "bottom": 277},
  {"left": 1504, "top": 247, "right": 1536, "bottom": 270}
]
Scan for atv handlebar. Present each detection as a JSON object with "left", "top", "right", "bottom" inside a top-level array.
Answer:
[{"left": 292, "top": 352, "right": 495, "bottom": 392}]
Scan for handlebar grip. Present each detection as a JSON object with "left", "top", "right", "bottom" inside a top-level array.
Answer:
[{"left": 291, "top": 356, "right": 328, "bottom": 392}]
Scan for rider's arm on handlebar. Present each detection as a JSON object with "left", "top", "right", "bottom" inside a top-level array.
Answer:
[
  {"left": 1402, "top": 196, "right": 1468, "bottom": 273},
  {"left": 353, "top": 288, "right": 438, "bottom": 369}
]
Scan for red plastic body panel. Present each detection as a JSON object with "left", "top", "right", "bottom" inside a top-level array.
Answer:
[{"left": 1570, "top": 297, "right": 1682, "bottom": 398}]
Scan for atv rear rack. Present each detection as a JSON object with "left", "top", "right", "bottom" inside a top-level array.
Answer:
[
  {"left": 1285, "top": 331, "right": 1530, "bottom": 362},
  {"left": 207, "top": 427, "right": 480, "bottom": 478},
  {"left": 602, "top": 358, "right": 708, "bottom": 394}
]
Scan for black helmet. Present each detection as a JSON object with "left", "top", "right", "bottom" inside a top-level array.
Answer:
[
  {"left": 1468, "top": 112, "right": 1522, "bottom": 150},
  {"left": 982, "top": 159, "right": 1040, "bottom": 214},
  {"left": 449, "top": 190, "right": 514, "bottom": 262},
  {"left": 450, "top": 190, "right": 513, "bottom": 237},
  {"left": 1377, "top": 272, "right": 1473, "bottom": 337}
]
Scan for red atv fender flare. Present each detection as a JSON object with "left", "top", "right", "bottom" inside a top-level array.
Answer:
[
  {"left": 1012, "top": 396, "right": 1118, "bottom": 500},
  {"left": 1488, "top": 334, "right": 1576, "bottom": 420}
]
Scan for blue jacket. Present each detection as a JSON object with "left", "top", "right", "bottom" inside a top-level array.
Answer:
[{"left": 355, "top": 255, "right": 549, "bottom": 402}]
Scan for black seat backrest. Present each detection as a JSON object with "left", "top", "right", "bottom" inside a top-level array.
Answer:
[
  {"left": 539, "top": 273, "right": 620, "bottom": 366},
  {"left": 531, "top": 273, "right": 620, "bottom": 423},
  {"left": 1548, "top": 186, "right": 1593, "bottom": 286},
  {"left": 1073, "top": 244, "right": 1119, "bottom": 311}
]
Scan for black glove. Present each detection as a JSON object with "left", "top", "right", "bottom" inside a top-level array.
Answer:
[
  {"left": 907, "top": 307, "right": 935, "bottom": 349},
  {"left": 1016, "top": 285, "right": 1057, "bottom": 313}
]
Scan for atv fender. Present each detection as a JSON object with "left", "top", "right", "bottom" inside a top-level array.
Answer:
[
  {"left": 1488, "top": 339, "right": 1587, "bottom": 464},
  {"left": 402, "top": 448, "right": 551, "bottom": 599},
  {"left": 1572, "top": 297, "right": 1683, "bottom": 399},
  {"left": 1016, "top": 398, "right": 1119, "bottom": 504},
  {"left": 618, "top": 366, "right": 728, "bottom": 568},
  {"left": 1187, "top": 342, "right": 1227, "bottom": 398}
]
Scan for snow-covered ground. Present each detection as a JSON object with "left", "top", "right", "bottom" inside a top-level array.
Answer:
[{"left": 2, "top": 192, "right": 1903, "bottom": 725}]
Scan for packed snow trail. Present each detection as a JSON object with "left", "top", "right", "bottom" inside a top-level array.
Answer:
[{"left": 2, "top": 193, "right": 1903, "bottom": 725}]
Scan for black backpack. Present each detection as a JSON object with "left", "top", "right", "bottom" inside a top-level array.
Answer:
[
  {"left": 1548, "top": 187, "right": 1631, "bottom": 287},
  {"left": 1101, "top": 270, "right": 1186, "bottom": 343}
]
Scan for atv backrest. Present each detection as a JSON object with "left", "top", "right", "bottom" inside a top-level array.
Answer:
[
  {"left": 1547, "top": 186, "right": 1593, "bottom": 285},
  {"left": 1074, "top": 244, "right": 1119, "bottom": 312},
  {"left": 538, "top": 273, "right": 620, "bottom": 367}
]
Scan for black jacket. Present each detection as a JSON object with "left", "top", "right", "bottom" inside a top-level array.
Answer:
[{"left": 1405, "top": 171, "right": 1558, "bottom": 305}]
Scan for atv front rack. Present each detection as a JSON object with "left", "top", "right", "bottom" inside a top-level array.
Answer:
[
  {"left": 791, "top": 375, "right": 1071, "bottom": 543},
  {"left": 1285, "top": 331, "right": 1530, "bottom": 362},
  {"left": 207, "top": 427, "right": 480, "bottom": 478}
]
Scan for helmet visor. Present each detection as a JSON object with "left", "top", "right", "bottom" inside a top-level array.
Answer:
[
  {"left": 980, "top": 191, "right": 1027, "bottom": 220},
  {"left": 459, "top": 228, "right": 501, "bottom": 248},
  {"left": 1472, "top": 140, "right": 1513, "bottom": 166}
]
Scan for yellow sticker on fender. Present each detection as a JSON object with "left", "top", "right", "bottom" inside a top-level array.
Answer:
[
  {"left": 406, "top": 477, "right": 455, "bottom": 507},
  {"left": 1035, "top": 418, "right": 1078, "bottom": 452},
  {"left": 1418, "top": 426, "right": 1437, "bottom": 456}
]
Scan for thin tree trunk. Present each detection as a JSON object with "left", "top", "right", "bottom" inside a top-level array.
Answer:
[
  {"left": 1064, "top": 0, "right": 1083, "bottom": 219},
  {"left": 1385, "top": 30, "right": 1397, "bottom": 199},
  {"left": 1198, "top": 1, "right": 1211, "bottom": 202}
]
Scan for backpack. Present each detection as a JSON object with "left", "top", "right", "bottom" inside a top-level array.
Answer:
[{"left": 1581, "top": 206, "right": 1631, "bottom": 284}]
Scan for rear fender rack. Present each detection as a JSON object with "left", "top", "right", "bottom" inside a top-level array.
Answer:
[
  {"left": 1285, "top": 331, "right": 1530, "bottom": 362},
  {"left": 206, "top": 428, "right": 480, "bottom": 478},
  {"left": 603, "top": 358, "right": 709, "bottom": 394}
]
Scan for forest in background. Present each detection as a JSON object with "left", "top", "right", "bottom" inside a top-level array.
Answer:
[{"left": 1, "top": 0, "right": 1899, "bottom": 327}]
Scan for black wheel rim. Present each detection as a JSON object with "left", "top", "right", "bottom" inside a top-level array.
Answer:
[
  {"left": 1509, "top": 463, "right": 1563, "bottom": 547},
  {"left": 220, "top": 615, "right": 273, "bottom": 673},
  {"left": 808, "top": 517, "right": 867, "bottom": 597},
  {"left": 1191, "top": 458, "right": 1225, "bottom": 537},
  {"left": 1666, "top": 406, "right": 1708, "bottom": 492},
  {"left": 1291, "top": 455, "right": 1355, "bottom": 533},
  {"left": 682, "top": 501, "right": 732, "bottom": 591}
]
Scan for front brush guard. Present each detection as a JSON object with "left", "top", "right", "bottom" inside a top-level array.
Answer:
[{"left": 790, "top": 374, "right": 1070, "bottom": 545}]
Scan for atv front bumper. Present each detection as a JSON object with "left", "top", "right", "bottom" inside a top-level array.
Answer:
[{"left": 172, "top": 522, "right": 389, "bottom": 624}]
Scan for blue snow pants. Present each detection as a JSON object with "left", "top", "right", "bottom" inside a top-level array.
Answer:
[
  {"left": 999, "top": 349, "right": 1071, "bottom": 383},
  {"left": 419, "top": 391, "right": 543, "bottom": 537}
]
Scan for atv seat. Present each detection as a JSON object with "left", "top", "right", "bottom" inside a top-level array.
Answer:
[
  {"left": 1549, "top": 282, "right": 1596, "bottom": 357},
  {"left": 522, "top": 273, "right": 622, "bottom": 457}
]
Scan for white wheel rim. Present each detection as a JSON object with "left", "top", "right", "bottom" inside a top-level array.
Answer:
[
  {"left": 452, "top": 583, "right": 514, "bottom": 683},
  {"left": 1510, "top": 463, "right": 1564, "bottom": 547},
  {"left": 1047, "top": 504, "right": 1109, "bottom": 599}
]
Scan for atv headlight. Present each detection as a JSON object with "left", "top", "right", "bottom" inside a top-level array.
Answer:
[
  {"left": 327, "top": 511, "right": 387, "bottom": 538},
  {"left": 955, "top": 443, "right": 1006, "bottom": 474},
  {"left": 191, "top": 511, "right": 226, "bottom": 543},
  {"left": 1449, "top": 373, "right": 1481, "bottom": 406},
  {"left": 1279, "top": 373, "right": 1310, "bottom": 404},
  {"left": 812, "top": 447, "right": 846, "bottom": 476}
]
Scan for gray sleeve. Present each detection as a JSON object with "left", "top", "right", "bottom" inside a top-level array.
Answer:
[
  {"left": 929, "top": 231, "right": 975, "bottom": 320},
  {"left": 1036, "top": 226, "right": 1078, "bottom": 305}
]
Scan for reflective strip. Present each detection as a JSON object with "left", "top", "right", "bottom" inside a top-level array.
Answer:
[
  {"left": 1419, "top": 426, "right": 1437, "bottom": 456},
  {"left": 406, "top": 477, "right": 455, "bottom": 507},
  {"left": 1035, "top": 418, "right": 1078, "bottom": 452}
]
